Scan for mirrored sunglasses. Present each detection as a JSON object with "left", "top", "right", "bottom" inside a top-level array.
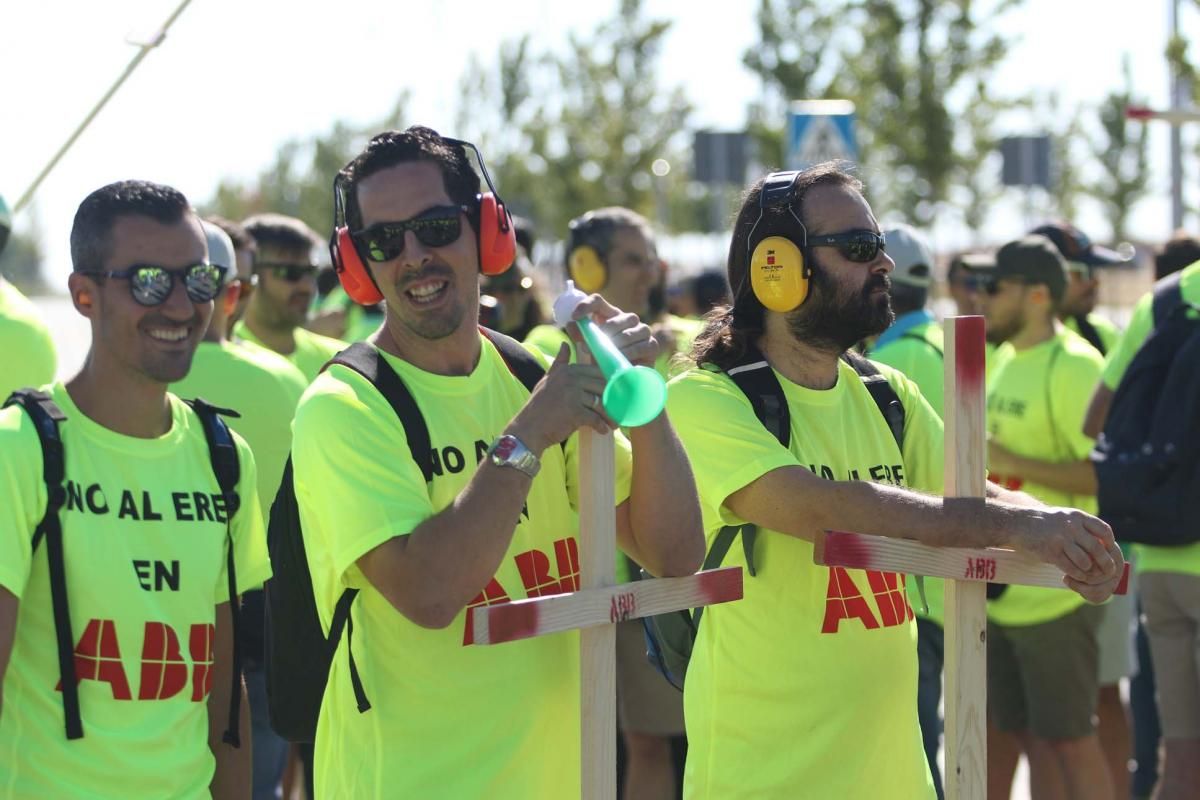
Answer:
[
  {"left": 85, "top": 263, "right": 226, "bottom": 306},
  {"left": 351, "top": 205, "right": 468, "bottom": 263},
  {"left": 808, "top": 230, "right": 887, "bottom": 263}
]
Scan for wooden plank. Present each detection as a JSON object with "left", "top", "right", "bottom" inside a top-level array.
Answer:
[
  {"left": 814, "top": 532, "right": 1130, "bottom": 595},
  {"left": 577, "top": 427, "right": 617, "bottom": 800},
  {"left": 943, "top": 316, "right": 988, "bottom": 800},
  {"left": 469, "top": 566, "right": 744, "bottom": 645}
]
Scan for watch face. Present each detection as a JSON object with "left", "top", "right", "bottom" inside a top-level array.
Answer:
[{"left": 493, "top": 435, "right": 518, "bottom": 461}]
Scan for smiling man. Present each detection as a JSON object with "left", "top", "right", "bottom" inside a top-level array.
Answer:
[
  {"left": 0, "top": 180, "right": 270, "bottom": 798},
  {"left": 289, "top": 126, "right": 704, "bottom": 798},
  {"left": 664, "top": 165, "right": 1125, "bottom": 799},
  {"left": 233, "top": 213, "right": 345, "bottom": 381}
]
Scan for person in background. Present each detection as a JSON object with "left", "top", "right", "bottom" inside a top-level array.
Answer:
[
  {"left": 234, "top": 214, "right": 346, "bottom": 380},
  {"left": 0, "top": 192, "right": 57, "bottom": 397},
  {"left": 207, "top": 216, "right": 258, "bottom": 335},
  {"left": 480, "top": 218, "right": 548, "bottom": 341},
  {"left": 1031, "top": 221, "right": 1125, "bottom": 356},
  {"left": 1154, "top": 231, "right": 1200, "bottom": 281}
]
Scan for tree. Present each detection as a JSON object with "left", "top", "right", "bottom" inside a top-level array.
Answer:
[
  {"left": 203, "top": 97, "right": 408, "bottom": 235},
  {"left": 1090, "top": 56, "right": 1151, "bottom": 241}
]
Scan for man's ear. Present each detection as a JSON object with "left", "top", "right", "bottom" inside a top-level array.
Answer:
[
  {"left": 221, "top": 282, "right": 241, "bottom": 318},
  {"left": 67, "top": 272, "right": 97, "bottom": 318}
]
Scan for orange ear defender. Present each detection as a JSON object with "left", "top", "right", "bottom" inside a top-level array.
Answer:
[{"left": 747, "top": 171, "right": 812, "bottom": 313}]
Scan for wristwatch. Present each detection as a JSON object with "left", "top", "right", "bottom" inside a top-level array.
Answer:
[{"left": 486, "top": 434, "right": 540, "bottom": 479}]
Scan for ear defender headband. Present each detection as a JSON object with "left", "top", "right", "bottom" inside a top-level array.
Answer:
[
  {"left": 566, "top": 214, "right": 608, "bottom": 294},
  {"left": 329, "top": 137, "right": 518, "bottom": 305},
  {"left": 748, "top": 170, "right": 811, "bottom": 313}
]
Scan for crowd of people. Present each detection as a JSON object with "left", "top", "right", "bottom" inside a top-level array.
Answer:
[{"left": 0, "top": 126, "right": 1193, "bottom": 800}]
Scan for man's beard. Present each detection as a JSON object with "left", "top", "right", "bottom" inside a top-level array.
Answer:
[{"left": 786, "top": 263, "right": 895, "bottom": 352}]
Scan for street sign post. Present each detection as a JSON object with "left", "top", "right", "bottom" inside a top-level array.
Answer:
[{"left": 787, "top": 100, "right": 857, "bottom": 171}]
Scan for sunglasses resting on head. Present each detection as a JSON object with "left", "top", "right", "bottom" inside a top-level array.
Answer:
[{"left": 81, "top": 263, "right": 226, "bottom": 306}]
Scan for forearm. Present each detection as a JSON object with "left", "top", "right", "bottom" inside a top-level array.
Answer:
[
  {"left": 1083, "top": 384, "right": 1114, "bottom": 440},
  {"left": 986, "top": 480, "right": 1045, "bottom": 508},
  {"left": 1001, "top": 455, "right": 1097, "bottom": 496},
  {"left": 209, "top": 680, "right": 252, "bottom": 800},
  {"left": 622, "top": 413, "right": 705, "bottom": 577},
  {"left": 0, "top": 588, "right": 17, "bottom": 723}
]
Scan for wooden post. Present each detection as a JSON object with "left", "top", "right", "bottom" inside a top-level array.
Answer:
[{"left": 469, "top": 428, "right": 743, "bottom": 798}]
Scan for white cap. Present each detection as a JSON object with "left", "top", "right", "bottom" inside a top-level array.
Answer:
[
  {"left": 200, "top": 220, "right": 236, "bottom": 277},
  {"left": 883, "top": 224, "right": 934, "bottom": 288}
]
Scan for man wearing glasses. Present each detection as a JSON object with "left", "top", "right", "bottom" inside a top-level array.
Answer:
[
  {"left": 964, "top": 235, "right": 1113, "bottom": 800},
  {"left": 1031, "top": 222, "right": 1125, "bottom": 357},
  {"left": 234, "top": 214, "right": 346, "bottom": 381},
  {"left": 665, "top": 165, "right": 1123, "bottom": 798},
  {"left": 289, "top": 126, "right": 704, "bottom": 797},
  {"left": 0, "top": 180, "right": 270, "bottom": 798}
]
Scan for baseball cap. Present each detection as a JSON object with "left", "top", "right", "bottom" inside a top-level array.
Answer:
[
  {"left": 883, "top": 223, "right": 934, "bottom": 288},
  {"left": 1030, "top": 221, "right": 1127, "bottom": 267},
  {"left": 964, "top": 234, "right": 1066, "bottom": 302},
  {"left": 200, "top": 219, "right": 236, "bottom": 279}
]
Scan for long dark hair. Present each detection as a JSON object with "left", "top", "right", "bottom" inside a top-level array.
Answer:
[{"left": 690, "top": 163, "right": 862, "bottom": 370}]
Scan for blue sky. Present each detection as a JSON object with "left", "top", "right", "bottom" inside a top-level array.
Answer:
[{"left": 0, "top": 0, "right": 1190, "bottom": 285}]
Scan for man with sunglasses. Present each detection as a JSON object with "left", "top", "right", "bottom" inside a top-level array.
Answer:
[
  {"left": 963, "top": 235, "right": 1113, "bottom": 800},
  {"left": 0, "top": 192, "right": 58, "bottom": 399},
  {"left": 289, "top": 127, "right": 703, "bottom": 798},
  {"left": 0, "top": 180, "right": 270, "bottom": 798},
  {"left": 665, "top": 165, "right": 1123, "bottom": 799},
  {"left": 233, "top": 214, "right": 346, "bottom": 381},
  {"left": 1031, "top": 222, "right": 1125, "bottom": 357}
]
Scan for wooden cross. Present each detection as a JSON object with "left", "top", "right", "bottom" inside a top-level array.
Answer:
[
  {"left": 814, "top": 316, "right": 1129, "bottom": 800},
  {"left": 468, "top": 427, "right": 743, "bottom": 799}
]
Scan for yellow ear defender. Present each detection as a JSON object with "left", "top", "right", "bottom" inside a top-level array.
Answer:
[
  {"left": 568, "top": 244, "right": 607, "bottom": 294},
  {"left": 747, "top": 171, "right": 812, "bottom": 313}
]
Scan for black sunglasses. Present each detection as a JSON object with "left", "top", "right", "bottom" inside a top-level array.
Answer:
[
  {"left": 807, "top": 230, "right": 887, "bottom": 263},
  {"left": 84, "top": 263, "right": 226, "bottom": 306},
  {"left": 983, "top": 277, "right": 1032, "bottom": 296},
  {"left": 351, "top": 205, "right": 469, "bottom": 263},
  {"left": 256, "top": 262, "right": 319, "bottom": 282}
]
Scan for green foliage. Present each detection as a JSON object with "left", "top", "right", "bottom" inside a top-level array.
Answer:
[
  {"left": 202, "top": 97, "right": 408, "bottom": 236},
  {"left": 1090, "top": 56, "right": 1151, "bottom": 241}
]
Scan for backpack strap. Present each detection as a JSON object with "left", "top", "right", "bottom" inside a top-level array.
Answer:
[
  {"left": 725, "top": 344, "right": 791, "bottom": 449},
  {"left": 186, "top": 398, "right": 245, "bottom": 748},
  {"left": 328, "top": 587, "right": 369, "bottom": 713},
  {"left": 898, "top": 331, "right": 945, "bottom": 358},
  {"left": 1071, "top": 314, "right": 1108, "bottom": 356},
  {"left": 841, "top": 351, "right": 906, "bottom": 451},
  {"left": 481, "top": 327, "right": 548, "bottom": 394},
  {"left": 3, "top": 389, "right": 81, "bottom": 740},
  {"left": 1152, "top": 271, "right": 1186, "bottom": 328}
]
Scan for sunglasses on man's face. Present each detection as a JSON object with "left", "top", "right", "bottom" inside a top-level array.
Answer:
[
  {"left": 351, "top": 205, "right": 469, "bottom": 263},
  {"left": 983, "top": 277, "right": 1031, "bottom": 296},
  {"left": 85, "top": 263, "right": 226, "bottom": 306},
  {"left": 256, "top": 263, "right": 319, "bottom": 282},
  {"left": 807, "top": 230, "right": 887, "bottom": 263}
]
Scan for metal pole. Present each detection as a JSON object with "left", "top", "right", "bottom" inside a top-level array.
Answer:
[
  {"left": 13, "top": 0, "right": 195, "bottom": 214},
  {"left": 1170, "top": 0, "right": 1185, "bottom": 229}
]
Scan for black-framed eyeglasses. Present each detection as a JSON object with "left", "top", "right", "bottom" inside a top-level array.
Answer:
[
  {"left": 351, "top": 205, "right": 469, "bottom": 263},
  {"left": 83, "top": 263, "right": 226, "bottom": 306},
  {"left": 256, "top": 263, "right": 319, "bottom": 282},
  {"left": 808, "top": 230, "right": 887, "bottom": 263}
]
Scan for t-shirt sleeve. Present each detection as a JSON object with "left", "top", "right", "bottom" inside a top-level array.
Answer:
[
  {"left": 292, "top": 372, "right": 435, "bottom": 586},
  {"left": 1052, "top": 348, "right": 1105, "bottom": 461},
  {"left": 0, "top": 407, "right": 47, "bottom": 599},
  {"left": 884, "top": 367, "right": 945, "bottom": 496},
  {"left": 666, "top": 368, "right": 799, "bottom": 528},
  {"left": 1101, "top": 293, "right": 1154, "bottom": 390},
  {"left": 218, "top": 431, "right": 271, "bottom": 598}
]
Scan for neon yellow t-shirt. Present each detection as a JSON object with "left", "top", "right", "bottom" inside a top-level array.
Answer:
[
  {"left": 0, "top": 280, "right": 57, "bottom": 399},
  {"left": 292, "top": 336, "right": 633, "bottom": 799},
  {"left": 984, "top": 329, "right": 1102, "bottom": 626},
  {"left": 668, "top": 358, "right": 942, "bottom": 800},
  {"left": 171, "top": 340, "right": 307, "bottom": 523},
  {"left": 1101, "top": 262, "right": 1200, "bottom": 576},
  {"left": 1064, "top": 312, "right": 1121, "bottom": 355},
  {"left": 232, "top": 320, "right": 346, "bottom": 382},
  {"left": 0, "top": 383, "right": 269, "bottom": 799}
]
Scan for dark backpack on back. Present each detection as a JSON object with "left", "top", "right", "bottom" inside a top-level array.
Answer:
[
  {"left": 2, "top": 389, "right": 245, "bottom": 745},
  {"left": 264, "top": 331, "right": 548, "bottom": 743},
  {"left": 1092, "top": 272, "right": 1200, "bottom": 546},
  {"left": 641, "top": 347, "right": 906, "bottom": 690}
]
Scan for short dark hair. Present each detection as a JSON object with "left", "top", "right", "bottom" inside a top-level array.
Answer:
[
  {"left": 1155, "top": 231, "right": 1200, "bottom": 280},
  {"left": 513, "top": 215, "right": 536, "bottom": 256},
  {"left": 691, "top": 163, "right": 862, "bottom": 370},
  {"left": 241, "top": 213, "right": 322, "bottom": 257},
  {"left": 566, "top": 207, "right": 654, "bottom": 272},
  {"left": 206, "top": 215, "right": 255, "bottom": 254},
  {"left": 338, "top": 126, "right": 481, "bottom": 232},
  {"left": 70, "top": 180, "right": 191, "bottom": 271}
]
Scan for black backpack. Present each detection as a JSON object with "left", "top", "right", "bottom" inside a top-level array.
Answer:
[
  {"left": 641, "top": 347, "right": 906, "bottom": 689},
  {"left": 1093, "top": 272, "right": 1200, "bottom": 546},
  {"left": 2, "top": 389, "right": 246, "bottom": 745},
  {"left": 264, "top": 330, "right": 549, "bottom": 743}
]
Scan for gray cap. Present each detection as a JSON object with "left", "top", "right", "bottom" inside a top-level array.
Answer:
[
  {"left": 883, "top": 224, "right": 934, "bottom": 288},
  {"left": 965, "top": 234, "right": 1066, "bottom": 302},
  {"left": 201, "top": 219, "right": 236, "bottom": 278}
]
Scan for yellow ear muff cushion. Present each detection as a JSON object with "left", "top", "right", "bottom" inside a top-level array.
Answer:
[
  {"left": 750, "top": 236, "right": 808, "bottom": 312},
  {"left": 569, "top": 245, "right": 607, "bottom": 293}
]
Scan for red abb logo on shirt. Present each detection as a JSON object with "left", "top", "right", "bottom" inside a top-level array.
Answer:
[
  {"left": 56, "top": 619, "right": 216, "bottom": 701},
  {"left": 461, "top": 536, "right": 580, "bottom": 644},
  {"left": 821, "top": 567, "right": 914, "bottom": 633}
]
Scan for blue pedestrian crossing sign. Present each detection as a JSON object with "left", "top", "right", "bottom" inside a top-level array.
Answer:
[{"left": 787, "top": 100, "right": 857, "bottom": 171}]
